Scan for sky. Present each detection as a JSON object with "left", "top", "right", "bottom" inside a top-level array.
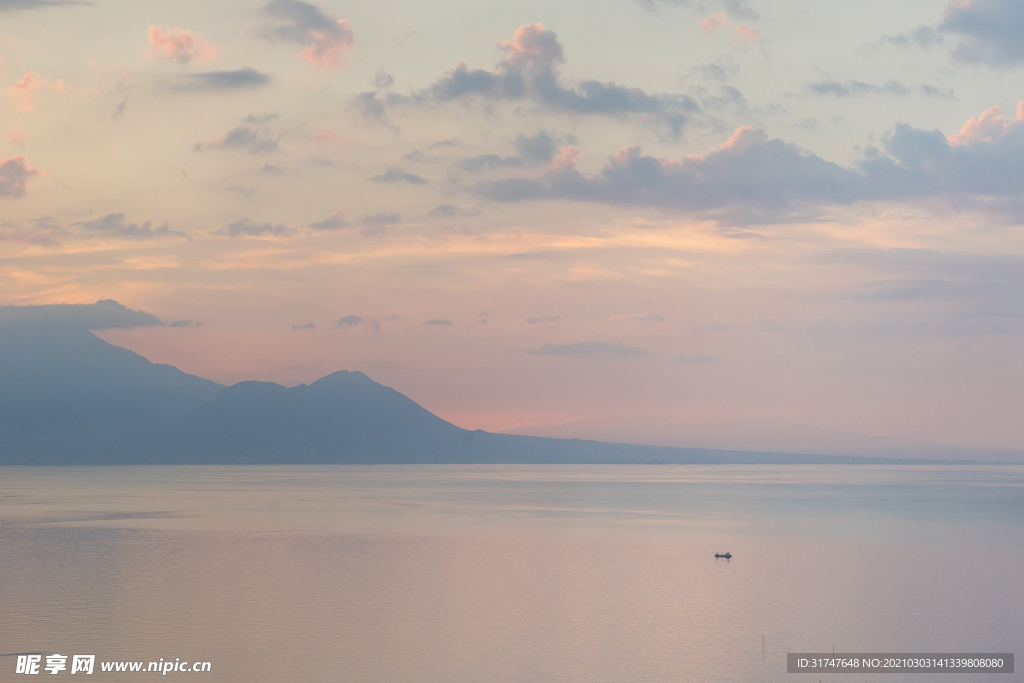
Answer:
[{"left": 1, "top": 0, "right": 1023, "bottom": 450}]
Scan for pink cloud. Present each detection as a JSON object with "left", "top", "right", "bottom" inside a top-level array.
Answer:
[
  {"left": 0, "top": 156, "right": 38, "bottom": 198},
  {"left": 301, "top": 21, "right": 353, "bottom": 69},
  {"left": 499, "top": 23, "right": 564, "bottom": 71},
  {"left": 147, "top": 26, "right": 218, "bottom": 64},
  {"left": 5, "top": 72, "right": 64, "bottom": 112},
  {"left": 551, "top": 145, "right": 581, "bottom": 171},
  {"left": 262, "top": 1, "right": 354, "bottom": 70},
  {"left": 699, "top": 12, "right": 760, "bottom": 43},
  {"left": 947, "top": 101, "right": 1024, "bottom": 146},
  {"left": 8, "top": 124, "right": 27, "bottom": 146}
]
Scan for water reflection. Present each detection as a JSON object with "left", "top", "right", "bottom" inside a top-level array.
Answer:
[{"left": 1, "top": 465, "right": 1021, "bottom": 682}]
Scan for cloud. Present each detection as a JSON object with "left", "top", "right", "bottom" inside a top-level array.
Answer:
[
  {"left": 805, "top": 79, "right": 953, "bottom": 99},
  {"left": 525, "top": 341, "right": 647, "bottom": 358},
  {"left": 169, "top": 319, "right": 201, "bottom": 328},
  {"left": 857, "top": 101, "right": 1024, "bottom": 216},
  {"left": 176, "top": 68, "right": 271, "bottom": 91},
  {"left": 75, "top": 213, "right": 184, "bottom": 239},
  {"left": 291, "top": 322, "right": 316, "bottom": 331},
  {"left": 361, "top": 212, "right": 401, "bottom": 229},
  {"left": 829, "top": 248, "right": 1024, "bottom": 333},
  {"left": 478, "top": 126, "right": 863, "bottom": 224},
  {"left": 0, "top": 0, "right": 83, "bottom": 11},
  {"left": 426, "top": 318, "right": 455, "bottom": 326},
  {"left": 457, "top": 131, "right": 567, "bottom": 171},
  {"left": 262, "top": 0, "right": 354, "bottom": 69},
  {"left": 193, "top": 123, "right": 280, "bottom": 154},
  {"left": 336, "top": 315, "right": 380, "bottom": 332},
  {"left": 0, "top": 299, "right": 161, "bottom": 330},
  {"left": 308, "top": 212, "right": 349, "bottom": 231},
  {"left": 526, "top": 316, "right": 560, "bottom": 324},
  {"left": 0, "top": 217, "right": 65, "bottom": 244},
  {"left": 637, "top": 0, "right": 757, "bottom": 21},
  {"left": 940, "top": 0, "right": 1024, "bottom": 66},
  {"left": 218, "top": 218, "right": 291, "bottom": 237},
  {"left": 883, "top": 1, "right": 1024, "bottom": 67},
  {"left": 369, "top": 167, "right": 427, "bottom": 184},
  {"left": 428, "top": 203, "right": 467, "bottom": 218},
  {"left": 389, "top": 24, "right": 697, "bottom": 136},
  {"left": 352, "top": 91, "right": 399, "bottom": 133},
  {"left": 699, "top": 12, "right": 760, "bottom": 43},
  {"left": 147, "top": 25, "right": 217, "bottom": 64},
  {"left": 477, "top": 102, "right": 1024, "bottom": 224},
  {"left": 688, "top": 56, "right": 740, "bottom": 82},
  {"left": 676, "top": 353, "right": 715, "bottom": 364},
  {"left": 5, "top": 72, "right": 64, "bottom": 111},
  {"left": 0, "top": 156, "right": 38, "bottom": 198}
]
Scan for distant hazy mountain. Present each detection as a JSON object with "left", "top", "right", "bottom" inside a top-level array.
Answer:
[
  {"left": 0, "top": 300, "right": 996, "bottom": 466},
  {"left": 503, "top": 417, "right": 1024, "bottom": 463},
  {"left": 0, "top": 301, "right": 223, "bottom": 463}
]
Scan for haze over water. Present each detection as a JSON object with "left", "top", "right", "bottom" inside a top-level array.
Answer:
[{"left": 1, "top": 465, "right": 1022, "bottom": 682}]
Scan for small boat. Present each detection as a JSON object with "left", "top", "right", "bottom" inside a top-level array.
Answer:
[{"left": 714, "top": 552, "right": 732, "bottom": 559}]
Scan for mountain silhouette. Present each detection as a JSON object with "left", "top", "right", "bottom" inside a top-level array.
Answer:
[{"left": 0, "top": 300, "right": 955, "bottom": 465}]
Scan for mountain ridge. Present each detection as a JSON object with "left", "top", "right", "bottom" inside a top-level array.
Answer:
[{"left": 0, "top": 300, "right": 1007, "bottom": 466}]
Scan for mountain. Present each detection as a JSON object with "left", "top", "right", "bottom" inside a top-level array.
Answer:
[
  {"left": 0, "top": 300, "right": 991, "bottom": 466},
  {"left": 0, "top": 301, "right": 224, "bottom": 464},
  {"left": 162, "top": 371, "right": 473, "bottom": 464},
  {"left": 503, "top": 417, "right": 1024, "bottom": 463}
]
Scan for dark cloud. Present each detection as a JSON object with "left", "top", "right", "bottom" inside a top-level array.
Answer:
[
  {"left": 882, "top": 1, "right": 1024, "bottom": 67},
  {"left": 880, "top": 26, "right": 944, "bottom": 49},
  {"left": 457, "top": 131, "right": 565, "bottom": 171},
  {"left": 428, "top": 203, "right": 467, "bottom": 218},
  {"left": 403, "top": 150, "right": 437, "bottom": 163},
  {"left": 429, "top": 137, "right": 462, "bottom": 148},
  {"left": 366, "top": 24, "right": 698, "bottom": 137},
  {"left": 0, "top": 156, "right": 38, "bottom": 198},
  {"left": 169, "top": 320, "right": 202, "bottom": 328},
  {"left": 526, "top": 316, "right": 560, "bottom": 324},
  {"left": 75, "top": 213, "right": 184, "bottom": 239},
  {"left": 807, "top": 79, "right": 909, "bottom": 97},
  {"left": 353, "top": 91, "right": 399, "bottom": 133},
  {"left": 218, "top": 218, "right": 291, "bottom": 237},
  {"left": 0, "top": 0, "right": 84, "bottom": 10},
  {"left": 336, "top": 315, "right": 380, "bottom": 332},
  {"left": 941, "top": 0, "right": 1024, "bottom": 66},
  {"left": 176, "top": 68, "right": 271, "bottom": 91},
  {"left": 193, "top": 123, "right": 280, "bottom": 154},
  {"left": 478, "top": 127, "right": 863, "bottom": 224},
  {"left": 525, "top": 341, "right": 647, "bottom": 358},
  {"left": 308, "top": 212, "right": 349, "bottom": 231},
  {"left": 369, "top": 167, "right": 427, "bottom": 184},
  {"left": 0, "top": 300, "right": 160, "bottom": 330},
  {"left": 805, "top": 79, "right": 953, "bottom": 99},
  {"left": 425, "top": 318, "right": 455, "bottom": 326},
  {"left": 291, "top": 322, "right": 316, "bottom": 331},
  {"left": 476, "top": 104, "right": 1024, "bottom": 224},
  {"left": 259, "top": 164, "right": 288, "bottom": 175},
  {"left": 261, "top": 0, "right": 354, "bottom": 69}
]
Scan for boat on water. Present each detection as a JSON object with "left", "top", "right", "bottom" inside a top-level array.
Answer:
[{"left": 714, "top": 552, "right": 732, "bottom": 559}]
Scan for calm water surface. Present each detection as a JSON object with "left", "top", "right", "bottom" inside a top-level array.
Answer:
[{"left": 1, "top": 465, "right": 1022, "bottom": 682}]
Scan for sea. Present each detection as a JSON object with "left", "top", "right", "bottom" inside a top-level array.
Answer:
[{"left": 1, "top": 465, "right": 1021, "bottom": 682}]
